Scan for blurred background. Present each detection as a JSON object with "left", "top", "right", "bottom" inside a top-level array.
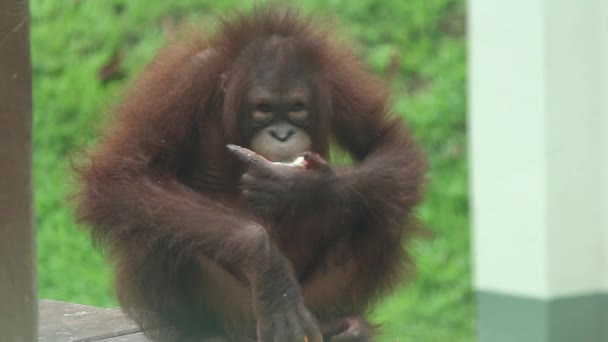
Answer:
[{"left": 32, "top": 0, "right": 470, "bottom": 341}]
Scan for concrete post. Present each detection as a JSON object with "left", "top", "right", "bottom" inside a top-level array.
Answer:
[{"left": 468, "top": 0, "right": 607, "bottom": 340}]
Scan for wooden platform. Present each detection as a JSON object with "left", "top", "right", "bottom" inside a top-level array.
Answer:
[{"left": 39, "top": 300, "right": 149, "bottom": 342}]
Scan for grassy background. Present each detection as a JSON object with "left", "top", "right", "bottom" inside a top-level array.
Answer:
[{"left": 32, "top": 0, "right": 472, "bottom": 341}]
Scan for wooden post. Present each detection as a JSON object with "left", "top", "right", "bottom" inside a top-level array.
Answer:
[{"left": 0, "top": 0, "right": 36, "bottom": 341}]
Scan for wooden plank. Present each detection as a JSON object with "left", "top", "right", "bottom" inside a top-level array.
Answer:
[
  {"left": 0, "top": 0, "right": 36, "bottom": 341},
  {"left": 38, "top": 300, "right": 148, "bottom": 342},
  {"left": 95, "top": 333, "right": 150, "bottom": 342}
]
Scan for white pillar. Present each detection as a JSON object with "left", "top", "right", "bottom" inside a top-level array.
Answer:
[
  {"left": 468, "top": 0, "right": 607, "bottom": 341},
  {"left": 601, "top": 0, "right": 608, "bottom": 295}
]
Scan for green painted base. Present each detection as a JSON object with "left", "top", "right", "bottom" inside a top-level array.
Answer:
[{"left": 477, "top": 291, "right": 608, "bottom": 342}]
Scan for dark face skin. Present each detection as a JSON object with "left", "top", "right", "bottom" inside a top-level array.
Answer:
[
  {"left": 245, "top": 85, "right": 313, "bottom": 162},
  {"left": 238, "top": 37, "right": 315, "bottom": 162}
]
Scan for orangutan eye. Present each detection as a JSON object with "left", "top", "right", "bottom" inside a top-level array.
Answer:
[
  {"left": 256, "top": 103, "right": 273, "bottom": 113},
  {"left": 252, "top": 104, "right": 274, "bottom": 122},
  {"left": 288, "top": 104, "right": 308, "bottom": 122},
  {"left": 290, "top": 103, "right": 305, "bottom": 112}
]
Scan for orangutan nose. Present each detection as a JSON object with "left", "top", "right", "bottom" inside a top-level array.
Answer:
[{"left": 269, "top": 125, "right": 295, "bottom": 142}]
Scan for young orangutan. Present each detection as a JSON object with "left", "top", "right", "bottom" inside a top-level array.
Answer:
[{"left": 76, "top": 7, "right": 426, "bottom": 342}]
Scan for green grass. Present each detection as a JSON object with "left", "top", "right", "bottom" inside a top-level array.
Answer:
[{"left": 32, "top": 0, "right": 472, "bottom": 340}]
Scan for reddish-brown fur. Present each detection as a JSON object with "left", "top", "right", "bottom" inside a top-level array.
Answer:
[{"left": 75, "top": 7, "right": 426, "bottom": 342}]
